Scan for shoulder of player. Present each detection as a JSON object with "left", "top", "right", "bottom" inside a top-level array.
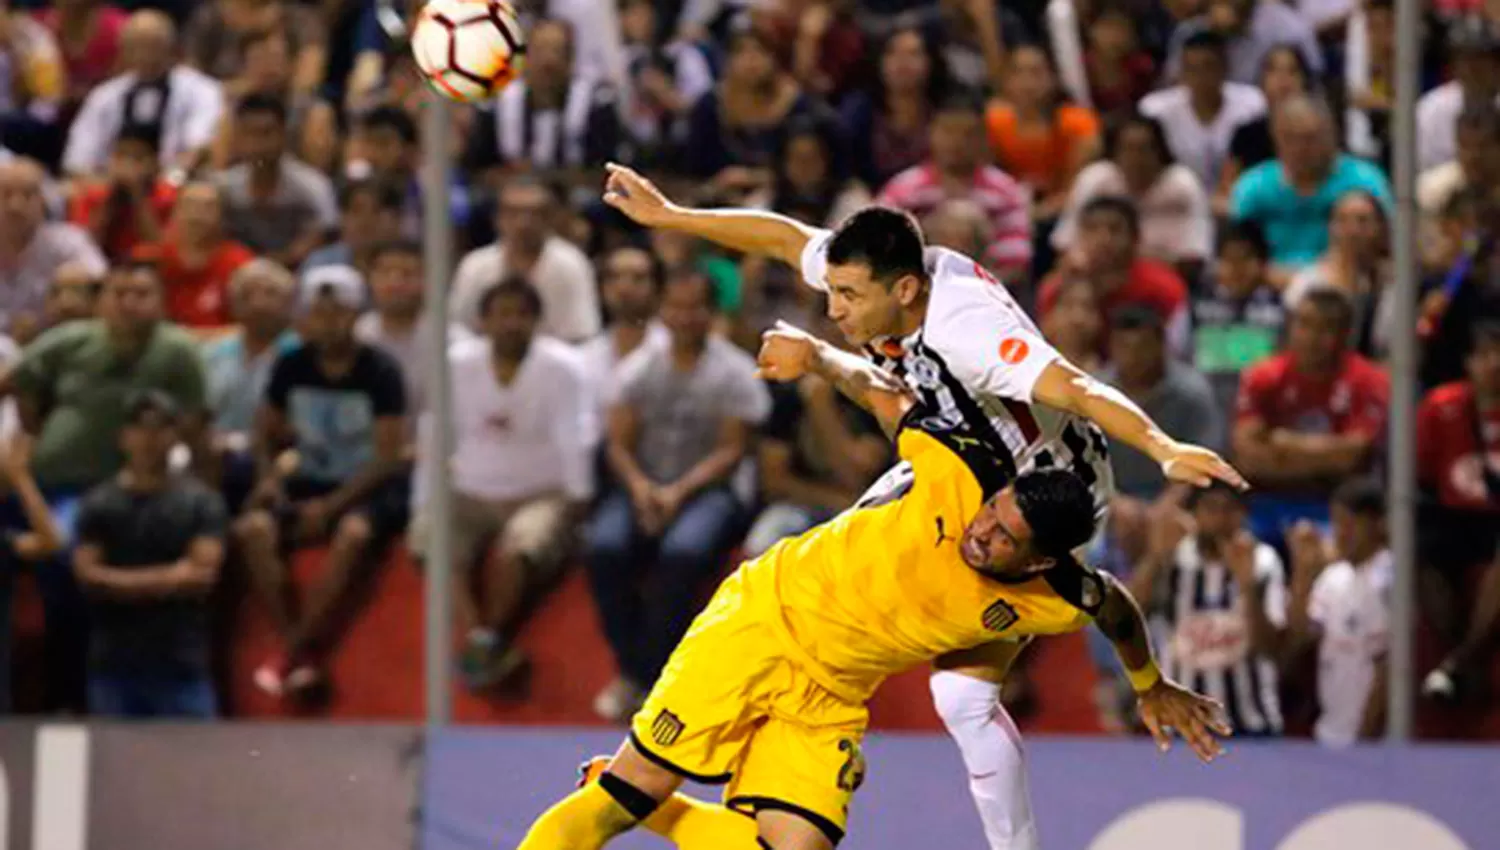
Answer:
[
  {"left": 1040, "top": 557, "right": 1107, "bottom": 617},
  {"left": 898, "top": 420, "right": 1011, "bottom": 498}
]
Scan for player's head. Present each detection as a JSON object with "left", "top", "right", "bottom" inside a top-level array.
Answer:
[
  {"left": 960, "top": 469, "right": 1096, "bottom": 578},
  {"left": 1187, "top": 481, "right": 1248, "bottom": 543},
  {"left": 822, "top": 207, "right": 928, "bottom": 346},
  {"left": 1330, "top": 477, "right": 1385, "bottom": 561}
]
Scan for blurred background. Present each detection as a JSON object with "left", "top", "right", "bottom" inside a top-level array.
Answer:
[{"left": 0, "top": 0, "right": 1496, "bottom": 846}]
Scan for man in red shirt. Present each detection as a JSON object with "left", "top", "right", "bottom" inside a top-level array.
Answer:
[
  {"left": 68, "top": 126, "right": 177, "bottom": 262},
  {"left": 1037, "top": 196, "right": 1190, "bottom": 357},
  {"left": 135, "top": 181, "right": 255, "bottom": 330},
  {"left": 1416, "top": 321, "right": 1500, "bottom": 702},
  {"left": 1232, "top": 288, "right": 1389, "bottom": 549}
]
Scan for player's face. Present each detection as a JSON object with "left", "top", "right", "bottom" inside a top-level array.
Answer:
[
  {"left": 960, "top": 489, "right": 1053, "bottom": 578},
  {"left": 823, "top": 263, "right": 907, "bottom": 347}
]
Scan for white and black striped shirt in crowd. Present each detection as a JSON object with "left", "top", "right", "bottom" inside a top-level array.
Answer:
[
  {"left": 465, "top": 77, "right": 621, "bottom": 173},
  {"left": 1152, "top": 537, "right": 1287, "bottom": 736}
]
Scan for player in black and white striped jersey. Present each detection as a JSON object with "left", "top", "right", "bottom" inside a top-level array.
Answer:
[{"left": 603, "top": 163, "right": 1246, "bottom": 850}]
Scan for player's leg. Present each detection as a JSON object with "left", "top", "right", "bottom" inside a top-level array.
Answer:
[
  {"left": 931, "top": 642, "right": 1039, "bottom": 850},
  {"left": 757, "top": 809, "right": 837, "bottom": 850},
  {"left": 518, "top": 738, "right": 681, "bottom": 850},
  {"left": 578, "top": 754, "right": 761, "bottom": 847}
]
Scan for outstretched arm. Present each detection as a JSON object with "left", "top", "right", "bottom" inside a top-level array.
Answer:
[
  {"left": 602, "top": 163, "right": 819, "bottom": 270},
  {"left": 756, "top": 321, "right": 913, "bottom": 439}
]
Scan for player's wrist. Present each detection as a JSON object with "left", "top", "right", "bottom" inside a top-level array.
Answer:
[{"left": 1125, "top": 660, "right": 1162, "bottom": 694}]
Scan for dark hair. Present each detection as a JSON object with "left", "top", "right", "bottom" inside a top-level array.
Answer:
[
  {"left": 1013, "top": 469, "right": 1097, "bottom": 560},
  {"left": 1110, "top": 304, "right": 1164, "bottom": 336},
  {"left": 1301, "top": 287, "right": 1356, "bottom": 331},
  {"left": 1104, "top": 111, "right": 1174, "bottom": 167},
  {"left": 123, "top": 389, "right": 179, "bottom": 427},
  {"left": 1078, "top": 195, "right": 1141, "bottom": 238},
  {"left": 870, "top": 25, "right": 952, "bottom": 112},
  {"left": 1257, "top": 45, "right": 1313, "bottom": 92},
  {"left": 1008, "top": 41, "right": 1065, "bottom": 115},
  {"left": 499, "top": 173, "right": 562, "bottom": 205},
  {"left": 369, "top": 238, "right": 422, "bottom": 267},
  {"left": 479, "top": 276, "right": 542, "bottom": 318},
  {"left": 359, "top": 105, "right": 419, "bottom": 146},
  {"left": 604, "top": 244, "right": 666, "bottom": 292},
  {"left": 1188, "top": 479, "right": 1249, "bottom": 509},
  {"left": 237, "top": 93, "right": 289, "bottom": 125},
  {"left": 339, "top": 178, "right": 405, "bottom": 213},
  {"left": 934, "top": 88, "right": 986, "bottom": 118},
  {"left": 662, "top": 269, "right": 718, "bottom": 311},
  {"left": 1181, "top": 29, "right": 1229, "bottom": 59},
  {"left": 825, "top": 207, "right": 927, "bottom": 287},
  {"left": 114, "top": 124, "right": 162, "bottom": 154},
  {"left": 1332, "top": 477, "right": 1385, "bottom": 516},
  {"left": 1218, "top": 220, "right": 1270, "bottom": 260}
]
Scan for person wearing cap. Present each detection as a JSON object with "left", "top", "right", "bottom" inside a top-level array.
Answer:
[
  {"left": 1416, "top": 21, "right": 1500, "bottom": 174},
  {"left": 234, "top": 263, "right": 409, "bottom": 701},
  {"left": 72, "top": 391, "right": 228, "bottom": 718}
]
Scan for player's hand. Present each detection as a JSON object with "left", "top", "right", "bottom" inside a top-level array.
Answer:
[
  {"left": 602, "top": 163, "right": 678, "bottom": 227},
  {"left": 756, "top": 320, "right": 820, "bottom": 382},
  {"left": 1138, "top": 679, "right": 1233, "bottom": 763},
  {"left": 1161, "top": 442, "right": 1248, "bottom": 490}
]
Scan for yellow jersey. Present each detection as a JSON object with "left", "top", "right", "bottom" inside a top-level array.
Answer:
[{"left": 737, "top": 419, "right": 1105, "bottom": 704}]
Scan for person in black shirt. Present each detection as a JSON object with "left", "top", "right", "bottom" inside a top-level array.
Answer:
[
  {"left": 234, "top": 265, "right": 409, "bottom": 702},
  {"left": 73, "top": 391, "right": 227, "bottom": 718},
  {"left": 1192, "top": 221, "right": 1286, "bottom": 415}
]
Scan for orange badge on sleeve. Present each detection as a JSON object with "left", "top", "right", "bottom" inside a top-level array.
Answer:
[{"left": 998, "top": 338, "right": 1030, "bottom": 364}]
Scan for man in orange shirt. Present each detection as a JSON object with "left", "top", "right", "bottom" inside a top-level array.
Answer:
[
  {"left": 68, "top": 126, "right": 177, "bottom": 262},
  {"left": 134, "top": 182, "right": 254, "bottom": 330}
]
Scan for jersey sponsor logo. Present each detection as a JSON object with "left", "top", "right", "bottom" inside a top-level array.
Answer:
[
  {"left": 998, "top": 338, "right": 1030, "bottom": 364},
  {"left": 650, "top": 709, "right": 685, "bottom": 747},
  {"left": 981, "top": 599, "right": 1019, "bottom": 633}
]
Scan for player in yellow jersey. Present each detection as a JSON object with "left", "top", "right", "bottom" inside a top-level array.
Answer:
[{"left": 517, "top": 326, "right": 1232, "bottom": 850}]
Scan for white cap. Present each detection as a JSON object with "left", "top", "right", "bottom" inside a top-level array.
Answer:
[{"left": 300, "top": 264, "right": 367, "bottom": 312}]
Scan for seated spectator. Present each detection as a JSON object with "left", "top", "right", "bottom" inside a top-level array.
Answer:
[
  {"left": 450, "top": 176, "right": 600, "bottom": 342},
  {"left": 986, "top": 43, "right": 1102, "bottom": 221},
  {"left": 0, "top": 0, "right": 65, "bottom": 163},
  {"left": 183, "top": 0, "right": 326, "bottom": 99},
  {"left": 1218, "top": 45, "right": 1315, "bottom": 214},
  {"left": 617, "top": 0, "right": 714, "bottom": 168},
  {"left": 1284, "top": 480, "right": 1392, "bottom": 747},
  {"left": 1081, "top": 6, "right": 1157, "bottom": 119},
  {"left": 1053, "top": 112, "right": 1213, "bottom": 274},
  {"left": 579, "top": 245, "right": 669, "bottom": 414},
  {"left": 209, "top": 29, "right": 339, "bottom": 174},
  {"left": 1038, "top": 197, "right": 1191, "bottom": 356},
  {"left": 1418, "top": 106, "right": 1500, "bottom": 270},
  {"left": 1193, "top": 222, "right": 1285, "bottom": 415},
  {"left": 1285, "top": 191, "right": 1393, "bottom": 359},
  {"left": 0, "top": 430, "right": 64, "bottom": 712},
  {"left": 302, "top": 180, "right": 405, "bottom": 278},
  {"left": 1040, "top": 275, "right": 1106, "bottom": 373},
  {"left": 346, "top": 106, "right": 474, "bottom": 241},
  {"left": 32, "top": 0, "right": 128, "bottom": 113},
  {"left": 1232, "top": 289, "right": 1389, "bottom": 549},
  {"left": 73, "top": 391, "right": 227, "bottom": 719},
  {"left": 878, "top": 93, "right": 1032, "bottom": 282},
  {"left": 139, "top": 181, "right": 254, "bottom": 331},
  {"left": 1416, "top": 323, "right": 1500, "bottom": 702},
  {"left": 838, "top": 25, "right": 947, "bottom": 190},
  {"left": 1103, "top": 306, "right": 1223, "bottom": 502},
  {"left": 235, "top": 267, "right": 408, "bottom": 700},
  {"left": 63, "top": 10, "right": 223, "bottom": 179},
  {"left": 43, "top": 260, "right": 103, "bottom": 333},
  {"left": 1230, "top": 95, "right": 1393, "bottom": 272},
  {"left": 1164, "top": 0, "right": 1323, "bottom": 84},
  {"left": 0, "top": 158, "right": 106, "bottom": 335},
  {"left": 1139, "top": 30, "right": 1265, "bottom": 190},
  {"left": 747, "top": 115, "right": 869, "bottom": 230},
  {"left": 356, "top": 242, "right": 473, "bottom": 413},
  {"left": 216, "top": 94, "right": 338, "bottom": 270},
  {"left": 1416, "top": 20, "right": 1500, "bottom": 174},
  {"left": 587, "top": 271, "right": 769, "bottom": 721},
  {"left": 68, "top": 125, "right": 177, "bottom": 262},
  {"left": 412, "top": 279, "right": 592, "bottom": 691},
  {"left": 1130, "top": 483, "right": 1288, "bottom": 736},
  {"left": 463, "top": 19, "right": 620, "bottom": 194}
]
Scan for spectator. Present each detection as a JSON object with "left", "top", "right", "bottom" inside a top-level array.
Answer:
[
  {"left": 1418, "top": 106, "right": 1500, "bottom": 238},
  {"left": 1218, "top": 45, "right": 1314, "bottom": 213},
  {"left": 183, "top": 0, "right": 327, "bottom": 98},
  {"left": 450, "top": 176, "right": 600, "bottom": 342},
  {"left": 0, "top": 430, "right": 64, "bottom": 712},
  {"left": 1053, "top": 112, "right": 1213, "bottom": 274},
  {"left": 1284, "top": 191, "right": 1393, "bottom": 359},
  {"left": 1230, "top": 95, "right": 1393, "bottom": 272},
  {"left": 1139, "top": 30, "right": 1266, "bottom": 189},
  {"left": 216, "top": 93, "right": 338, "bottom": 270},
  {"left": 617, "top": 0, "right": 714, "bottom": 168},
  {"left": 412, "top": 279, "right": 592, "bottom": 690},
  {"left": 748, "top": 115, "right": 869, "bottom": 230},
  {"left": 753, "top": 0, "right": 866, "bottom": 101},
  {"left": 1164, "top": 0, "right": 1324, "bottom": 85},
  {"left": 579, "top": 245, "right": 668, "bottom": 415},
  {"left": 0, "top": 0, "right": 65, "bottom": 163},
  {"left": 63, "top": 10, "right": 223, "bottom": 179},
  {"left": 587, "top": 270, "right": 769, "bottom": 721},
  {"left": 986, "top": 43, "right": 1102, "bottom": 221},
  {"left": 1130, "top": 484, "right": 1288, "bottom": 736},
  {"left": 302, "top": 180, "right": 405, "bottom": 278},
  {"left": 43, "top": 260, "right": 103, "bottom": 332},
  {"left": 1039, "top": 196, "right": 1191, "bottom": 356},
  {"left": 1103, "top": 306, "right": 1223, "bottom": 501},
  {"left": 1040, "top": 275, "right": 1106, "bottom": 373},
  {"left": 463, "top": 18, "right": 621, "bottom": 192},
  {"left": 67, "top": 124, "right": 176, "bottom": 262},
  {"left": 1082, "top": 6, "right": 1158, "bottom": 119},
  {"left": 839, "top": 25, "right": 949, "bottom": 190},
  {"left": 878, "top": 92, "right": 1033, "bottom": 281},
  {"left": 356, "top": 241, "right": 473, "bottom": 413},
  {"left": 208, "top": 29, "right": 340, "bottom": 174},
  {"left": 346, "top": 105, "right": 474, "bottom": 242},
  {"left": 72, "top": 391, "right": 227, "bottom": 719},
  {"left": 1416, "top": 21, "right": 1500, "bottom": 174},
  {"left": 32, "top": 0, "right": 128, "bottom": 112},
  {"left": 137, "top": 181, "right": 254, "bottom": 331},
  {"left": 1285, "top": 480, "right": 1392, "bottom": 747},
  {"left": 0, "top": 158, "right": 106, "bottom": 335},
  {"left": 235, "top": 266, "right": 408, "bottom": 700},
  {"left": 539, "top": 0, "right": 627, "bottom": 86},
  {"left": 1232, "top": 289, "right": 1389, "bottom": 548},
  {"left": 1193, "top": 221, "right": 1285, "bottom": 414},
  {"left": 1416, "top": 323, "right": 1500, "bottom": 702}
]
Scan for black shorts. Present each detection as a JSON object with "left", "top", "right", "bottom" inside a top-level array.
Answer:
[
  {"left": 275, "top": 475, "right": 411, "bottom": 546},
  {"left": 1418, "top": 504, "right": 1500, "bottom": 574}
]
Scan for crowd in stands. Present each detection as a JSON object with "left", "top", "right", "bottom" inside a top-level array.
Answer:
[{"left": 0, "top": 0, "right": 1498, "bottom": 744}]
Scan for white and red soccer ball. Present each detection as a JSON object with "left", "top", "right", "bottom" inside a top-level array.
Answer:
[{"left": 411, "top": 0, "right": 526, "bottom": 103}]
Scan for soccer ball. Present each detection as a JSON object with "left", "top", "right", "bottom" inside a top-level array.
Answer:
[{"left": 411, "top": 0, "right": 526, "bottom": 103}]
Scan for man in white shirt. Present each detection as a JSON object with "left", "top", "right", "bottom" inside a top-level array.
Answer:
[
  {"left": 62, "top": 10, "right": 223, "bottom": 180},
  {"left": 450, "top": 176, "right": 601, "bottom": 342},
  {"left": 1286, "top": 479, "right": 1391, "bottom": 746},
  {"left": 1140, "top": 30, "right": 1266, "bottom": 189},
  {"left": 412, "top": 278, "right": 592, "bottom": 691},
  {"left": 578, "top": 245, "right": 669, "bottom": 419}
]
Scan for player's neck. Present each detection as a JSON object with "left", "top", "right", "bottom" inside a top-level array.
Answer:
[{"left": 899, "top": 292, "right": 929, "bottom": 337}]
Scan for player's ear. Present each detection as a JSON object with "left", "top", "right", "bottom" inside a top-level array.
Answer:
[{"left": 893, "top": 274, "right": 922, "bottom": 306}]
